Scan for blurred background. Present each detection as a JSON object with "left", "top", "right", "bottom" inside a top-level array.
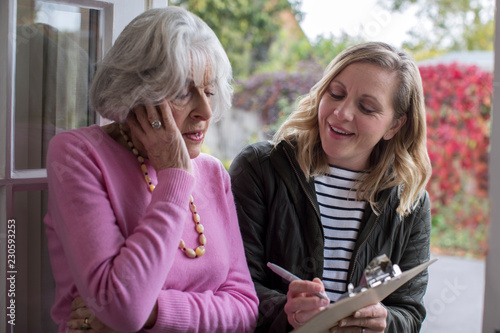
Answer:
[
  {"left": 181, "top": 1, "right": 492, "bottom": 331},
  {"left": 175, "top": 0, "right": 493, "bottom": 261}
]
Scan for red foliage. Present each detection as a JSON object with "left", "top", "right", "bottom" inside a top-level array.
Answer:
[{"left": 420, "top": 63, "right": 492, "bottom": 229}]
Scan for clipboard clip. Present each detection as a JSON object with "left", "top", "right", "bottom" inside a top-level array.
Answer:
[{"left": 342, "top": 254, "right": 402, "bottom": 299}]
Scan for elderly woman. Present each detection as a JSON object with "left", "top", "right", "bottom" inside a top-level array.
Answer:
[
  {"left": 229, "top": 42, "right": 432, "bottom": 333},
  {"left": 44, "top": 7, "right": 258, "bottom": 333}
]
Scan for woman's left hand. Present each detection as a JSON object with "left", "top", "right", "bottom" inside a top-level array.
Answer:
[
  {"left": 66, "top": 297, "right": 118, "bottom": 333},
  {"left": 330, "top": 303, "right": 387, "bottom": 333}
]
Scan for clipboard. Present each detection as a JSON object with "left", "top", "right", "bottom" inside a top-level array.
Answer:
[{"left": 292, "top": 258, "right": 438, "bottom": 333}]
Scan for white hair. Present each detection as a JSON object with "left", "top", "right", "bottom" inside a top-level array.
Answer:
[{"left": 89, "top": 6, "right": 232, "bottom": 122}]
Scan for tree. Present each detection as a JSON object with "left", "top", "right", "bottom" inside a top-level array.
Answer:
[
  {"left": 169, "top": 0, "right": 303, "bottom": 78},
  {"left": 381, "top": 0, "right": 494, "bottom": 52},
  {"left": 311, "top": 32, "right": 364, "bottom": 68}
]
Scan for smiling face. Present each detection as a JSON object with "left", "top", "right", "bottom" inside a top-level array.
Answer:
[
  {"left": 318, "top": 62, "right": 407, "bottom": 171},
  {"left": 169, "top": 75, "right": 215, "bottom": 159}
]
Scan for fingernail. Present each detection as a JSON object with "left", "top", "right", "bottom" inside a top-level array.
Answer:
[
  {"left": 355, "top": 311, "right": 361, "bottom": 318},
  {"left": 340, "top": 320, "right": 346, "bottom": 327}
]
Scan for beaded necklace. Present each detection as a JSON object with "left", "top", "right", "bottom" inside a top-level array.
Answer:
[{"left": 119, "top": 124, "right": 206, "bottom": 258}]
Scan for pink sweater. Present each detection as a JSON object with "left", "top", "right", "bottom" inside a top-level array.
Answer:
[{"left": 44, "top": 125, "right": 258, "bottom": 332}]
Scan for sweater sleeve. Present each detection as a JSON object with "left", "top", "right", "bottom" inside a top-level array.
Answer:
[
  {"left": 145, "top": 162, "right": 259, "bottom": 333},
  {"left": 46, "top": 132, "right": 194, "bottom": 332},
  {"left": 229, "top": 145, "right": 291, "bottom": 333},
  {"left": 384, "top": 191, "right": 432, "bottom": 332}
]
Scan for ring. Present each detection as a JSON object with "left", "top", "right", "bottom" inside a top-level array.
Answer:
[
  {"left": 80, "top": 317, "right": 90, "bottom": 330},
  {"left": 361, "top": 328, "right": 366, "bottom": 333},
  {"left": 151, "top": 120, "right": 162, "bottom": 129},
  {"left": 293, "top": 310, "right": 303, "bottom": 326}
]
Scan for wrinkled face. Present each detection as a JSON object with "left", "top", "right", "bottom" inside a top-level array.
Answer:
[
  {"left": 169, "top": 72, "right": 215, "bottom": 159},
  {"left": 318, "top": 62, "right": 406, "bottom": 171}
]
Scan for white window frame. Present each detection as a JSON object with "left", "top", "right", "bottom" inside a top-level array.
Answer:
[{"left": 0, "top": 0, "right": 166, "bottom": 331}]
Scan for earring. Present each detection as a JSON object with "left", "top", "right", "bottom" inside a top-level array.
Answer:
[{"left": 384, "top": 134, "right": 390, "bottom": 140}]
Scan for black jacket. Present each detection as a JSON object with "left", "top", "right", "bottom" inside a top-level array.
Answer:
[{"left": 229, "top": 140, "right": 431, "bottom": 332}]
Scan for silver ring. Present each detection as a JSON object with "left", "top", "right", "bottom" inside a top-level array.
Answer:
[
  {"left": 151, "top": 120, "right": 162, "bottom": 129},
  {"left": 361, "top": 328, "right": 366, "bottom": 333}
]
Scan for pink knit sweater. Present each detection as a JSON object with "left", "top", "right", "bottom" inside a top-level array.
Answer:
[{"left": 44, "top": 125, "right": 258, "bottom": 332}]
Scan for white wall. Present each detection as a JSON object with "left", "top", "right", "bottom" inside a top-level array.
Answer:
[
  {"left": 204, "top": 108, "right": 269, "bottom": 162},
  {"left": 482, "top": 0, "right": 500, "bottom": 332}
]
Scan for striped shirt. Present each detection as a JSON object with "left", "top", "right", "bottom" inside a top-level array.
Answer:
[{"left": 314, "top": 165, "right": 366, "bottom": 301}]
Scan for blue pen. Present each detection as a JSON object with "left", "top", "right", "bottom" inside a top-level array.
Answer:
[{"left": 267, "top": 262, "right": 329, "bottom": 301}]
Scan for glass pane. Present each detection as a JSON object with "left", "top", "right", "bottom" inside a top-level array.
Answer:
[
  {"left": 15, "top": 1, "right": 102, "bottom": 170},
  {"left": 11, "top": 190, "right": 57, "bottom": 332}
]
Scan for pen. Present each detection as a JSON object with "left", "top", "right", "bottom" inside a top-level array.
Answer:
[{"left": 267, "top": 262, "right": 329, "bottom": 301}]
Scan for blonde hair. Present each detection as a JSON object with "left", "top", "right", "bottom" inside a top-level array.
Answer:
[
  {"left": 90, "top": 6, "right": 232, "bottom": 122},
  {"left": 273, "top": 42, "right": 431, "bottom": 216}
]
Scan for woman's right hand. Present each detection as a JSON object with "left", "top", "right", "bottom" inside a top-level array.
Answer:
[
  {"left": 284, "top": 278, "right": 330, "bottom": 328},
  {"left": 127, "top": 99, "right": 191, "bottom": 173}
]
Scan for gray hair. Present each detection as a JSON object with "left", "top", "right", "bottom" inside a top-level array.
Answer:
[{"left": 90, "top": 6, "right": 232, "bottom": 122}]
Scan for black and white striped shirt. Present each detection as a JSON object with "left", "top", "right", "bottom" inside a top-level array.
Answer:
[{"left": 314, "top": 165, "right": 366, "bottom": 301}]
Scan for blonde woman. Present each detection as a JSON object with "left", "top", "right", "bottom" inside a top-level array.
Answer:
[{"left": 229, "top": 42, "right": 432, "bottom": 333}]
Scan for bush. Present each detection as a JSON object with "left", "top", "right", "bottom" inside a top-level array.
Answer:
[
  {"left": 232, "top": 61, "right": 322, "bottom": 127},
  {"left": 421, "top": 63, "right": 492, "bottom": 257}
]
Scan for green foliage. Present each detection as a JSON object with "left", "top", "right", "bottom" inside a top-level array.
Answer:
[
  {"left": 167, "top": 1, "right": 366, "bottom": 79},
  {"left": 463, "top": 18, "right": 495, "bottom": 51},
  {"left": 256, "top": 31, "right": 363, "bottom": 74},
  {"left": 310, "top": 33, "right": 364, "bottom": 68},
  {"left": 431, "top": 195, "right": 489, "bottom": 258},
  {"left": 256, "top": 30, "right": 313, "bottom": 74},
  {"left": 382, "top": 0, "right": 494, "bottom": 53},
  {"left": 170, "top": 0, "right": 303, "bottom": 78},
  {"left": 402, "top": 46, "right": 445, "bottom": 62}
]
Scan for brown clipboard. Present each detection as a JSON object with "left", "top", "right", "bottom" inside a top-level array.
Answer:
[{"left": 292, "top": 258, "right": 438, "bottom": 333}]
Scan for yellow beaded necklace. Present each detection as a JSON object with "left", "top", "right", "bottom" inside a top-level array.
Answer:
[{"left": 119, "top": 124, "right": 206, "bottom": 258}]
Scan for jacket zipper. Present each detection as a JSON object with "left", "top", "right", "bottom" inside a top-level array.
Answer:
[
  {"left": 283, "top": 144, "right": 392, "bottom": 283},
  {"left": 283, "top": 148, "right": 321, "bottom": 221},
  {"left": 347, "top": 194, "right": 392, "bottom": 283}
]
